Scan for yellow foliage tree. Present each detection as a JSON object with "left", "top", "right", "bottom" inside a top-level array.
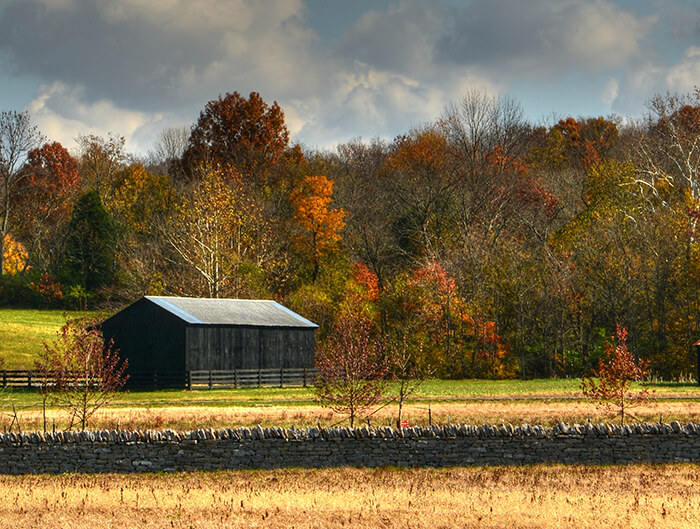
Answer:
[
  {"left": 2, "top": 233, "right": 28, "bottom": 275},
  {"left": 166, "top": 164, "right": 270, "bottom": 298}
]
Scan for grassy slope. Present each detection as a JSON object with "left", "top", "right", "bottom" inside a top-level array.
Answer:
[{"left": 0, "top": 308, "right": 99, "bottom": 369}]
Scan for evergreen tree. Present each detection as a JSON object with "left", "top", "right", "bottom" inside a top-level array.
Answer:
[{"left": 61, "top": 190, "right": 118, "bottom": 292}]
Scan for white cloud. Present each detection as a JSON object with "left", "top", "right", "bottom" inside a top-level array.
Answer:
[
  {"left": 560, "top": 1, "right": 656, "bottom": 70},
  {"left": 26, "top": 82, "right": 176, "bottom": 154},
  {"left": 665, "top": 46, "right": 700, "bottom": 91},
  {"left": 613, "top": 45, "right": 700, "bottom": 115},
  {"left": 600, "top": 77, "right": 619, "bottom": 106}
]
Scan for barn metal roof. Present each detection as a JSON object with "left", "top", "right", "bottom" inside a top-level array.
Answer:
[{"left": 145, "top": 296, "right": 318, "bottom": 328}]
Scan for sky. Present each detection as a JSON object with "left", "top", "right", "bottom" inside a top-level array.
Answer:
[{"left": 0, "top": 0, "right": 698, "bottom": 156}]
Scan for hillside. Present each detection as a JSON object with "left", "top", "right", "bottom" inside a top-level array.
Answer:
[{"left": 0, "top": 309, "right": 99, "bottom": 370}]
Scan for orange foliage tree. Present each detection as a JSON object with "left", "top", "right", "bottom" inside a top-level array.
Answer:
[
  {"left": 397, "top": 262, "right": 515, "bottom": 378},
  {"left": 290, "top": 175, "right": 345, "bottom": 281},
  {"left": 382, "top": 128, "right": 455, "bottom": 261},
  {"left": 581, "top": 325, "right": 652, "bottom": 424},
  {"left": 535, "top": 116, "right": 619, "bottom": 171}
]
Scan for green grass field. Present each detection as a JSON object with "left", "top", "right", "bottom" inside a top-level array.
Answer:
[
  {"left": 2, "top": 307, "right": 700, "bottom": 432},
  {"left": 0, "top": 308, "right": 101, "bottom": 369}
]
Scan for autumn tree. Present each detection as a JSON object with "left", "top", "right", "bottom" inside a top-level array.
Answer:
[
  {"left": 104, "top": 162, "right": 175, "bottom": 296},
  {"left": 290, "top": 175, "right": 345, "bottom": 281},
  {"left": 534, "top": 117, "right": 619, "bottom": 171},
  {"left": 77, "top": 133, "right": 127, "bottom": 202},
  {"left": 12, "top": 141, "right": 81, "bottom": 270},
  {"left": 2, "top": 233, "right": 28, "bottom": 275},
  {"left": 184, "top": 91, "right": 290, "bottom": 185},
  {"left": 35, "top": 317, "right": 128, "bottom": 430},
  {"left": 440, "top": 94, "right": 537, "bottom": 310},
  {"left": 151, "top": 126, "right": 190, "bottom": 165},
  {"left": 148, "top": 126, "right": 190, "bottom": 182},
  {"left": 331, "top": 139, "right": 399, "bottom": 291},
  {"left": 635, "top": 90, "right": 700, "bottom": 207},
  {"left": 382, "top": 128, "right": 456, "bottom": 263},
  {"left": 581, "top": 325, "right": 652, "bottom": 424},
  {"left": 105, "top": 162, "right": 174, "bottom": 234},
  {"left": 165, "top": 164, "right": 270, "bottom": 298},
  {"left": 0, "top": 110, "right": 44, "bottom": 275},
  {"left": 315, "top": 313, "right": 388, "bottom": 428},
  {"left": 443, "top": 91, "right": 530, "bottom": 180}
]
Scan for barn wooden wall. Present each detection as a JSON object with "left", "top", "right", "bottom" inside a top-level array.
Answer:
[{"left": 185, "top": 327, "right": 315, "bottom": 370}]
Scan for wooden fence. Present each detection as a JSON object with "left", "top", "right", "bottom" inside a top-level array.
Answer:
[
  {"left": 0, "top": 368, "right": 317, "bottom": 390},
  {"left": 188, "top": 368, "right": 317, "bottom": 389},
  {"left": 0, "top": 370, "right": 51, "bottom": 389}
]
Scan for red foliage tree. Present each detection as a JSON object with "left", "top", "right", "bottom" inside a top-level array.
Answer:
[
  {"left": 581, "top": 325, "right": 652, "bottom": 425},
  {"left": 35, "top": 317, "right": 128, "bottom": 431},
  {"left": 13, "top": 141, "right": 81, "bottom": 267},
  {"left": 315, "top": 314, "right": 388, "bottom": 427},
  {"left": 536, "top": 116, "right": 619, "bottom": 171},
  {"left": 184, "top": 91, "right": 290, "bottom": 183}
]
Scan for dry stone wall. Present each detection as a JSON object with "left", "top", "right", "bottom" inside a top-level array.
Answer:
[{"left": 1, "top": 422, "right": 699, "bottom": 474}]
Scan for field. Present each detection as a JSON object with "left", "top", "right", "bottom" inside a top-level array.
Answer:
[
  {"left": 0, "top": 308, "right": 99, "bottom": 370},
  {"left": 1, "top": 465, "right": 699, "bottom": 528},
  {"left": 2, "top": 378, "right": 700, "bottom": 432},
  {"left": 1, "top": 307, "right": 699, "bottom": 431},
  {"left": 2, "top": 308, "right": 700, "bottom": 528}
]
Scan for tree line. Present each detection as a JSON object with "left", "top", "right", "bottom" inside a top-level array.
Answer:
[{"left": 1, "top": 88, "right": 700, "bottom": 380}]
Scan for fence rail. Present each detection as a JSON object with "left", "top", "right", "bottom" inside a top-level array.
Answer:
[
  {"left": 0, "top": 370, "right": 51, "bottom": 389},
  {"left": 0, "top": 369, "right": 317, "bottom": 390},
  {"left": 188, "top": 368, "right": 317, "bottom": 389}
]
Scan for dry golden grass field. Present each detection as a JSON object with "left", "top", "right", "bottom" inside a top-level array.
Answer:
[
  {"left": 4, "top": 398, "right": 700, "bottom": 432},
  {"left": 1, "top": 465, "right": 699, "bottom": 528},
  {"left": 2, "top": 380, "right": 699, "bottom": 527}
]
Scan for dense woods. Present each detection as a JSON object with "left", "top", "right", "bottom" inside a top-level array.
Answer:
[{"left": 2, "top": 89, "right": 700, "bottom": 380}]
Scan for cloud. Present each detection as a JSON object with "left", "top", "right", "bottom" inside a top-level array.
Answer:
[
  {"left": 336, "top": 1, "right": 447, "bottom": 75},
  {"left": 0, "top": 0, "right": 684, "bottom": 156},
  {"left": 665, "top": 46, "right": 700, "bottom": 91},
  {"left": 437, "top": 0, "right": 655, "bottom": 78},
  {"left": 600, "top": 77, "right": 619, "bottom": 106},
  {"left": 0, "top": 0, "right": 316, "bottom": 111},
  {"left": 26, "top": 82, "right": 178, "bottom": 154},
  {"left": 612, "top": 45, "right": 700, "bottom": 115}
]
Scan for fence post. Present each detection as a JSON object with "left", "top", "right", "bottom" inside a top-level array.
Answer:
[
  {"left": 280, "top": 368, "right": 284, "bottom": 388},
  {"left": 27, "top": 371, "right": 32, "bottom": 389},
  {"left": 207, "top": 370, "right": 212, "bottom": 389},
  {"left": 258, "top": 369, "right": 261, "bottom": 387},
  {"left": 2, "top": 370, "right": 5, "bottom": 388},
  {"left": 303, "top": 368, "right": 307, "bottom": 387},
  {"left": 187, "top": 371, "right": 192, "bottom": 391}
]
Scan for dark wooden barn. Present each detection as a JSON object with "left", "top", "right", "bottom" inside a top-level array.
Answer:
[{"left": 101, "top": 296, "right": 318, "bottom": 389}]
